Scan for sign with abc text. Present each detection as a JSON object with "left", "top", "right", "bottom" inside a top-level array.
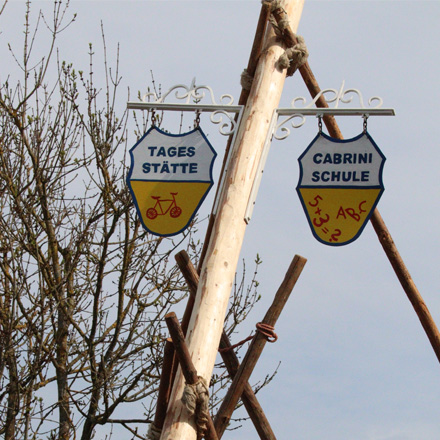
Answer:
[
  {"left": 127, "top": 126, "right": 217, "bottom": 237},
  {"left": 297, "top": 131, "right": 385, "bottom": 246}
]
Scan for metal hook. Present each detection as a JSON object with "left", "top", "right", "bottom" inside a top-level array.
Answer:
[
  {"left": 150, "top": 109, "right": 157, "bottom": 127},
  {"left": 363, "top": 114, "right": 369, "bottom": 133},
  {"left": 317, "top": 114, "right": 323, "bottom": 134},
  {"left": 194, "top": 109, "right": 201, "bottom": 128}
]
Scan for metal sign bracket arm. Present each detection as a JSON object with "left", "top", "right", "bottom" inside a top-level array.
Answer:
[{"left": 243, "top": 84, "right": 395, "bottom": 223}]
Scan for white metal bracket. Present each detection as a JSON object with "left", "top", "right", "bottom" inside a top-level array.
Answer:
[
  {"left": 273, "top": 81, "right": 395, "bottom": 140},
  {"left": 127, "top": 80, "right": 395, "bottom": 226},
  {"left": 127, "top": 78, "right": 245, "bottom": 227},
  {"left": 244, "top": 82, "right": 395, "bottom": 223},
  {"left": 127, "top": 78, "right": 244, "bottom": 137}
]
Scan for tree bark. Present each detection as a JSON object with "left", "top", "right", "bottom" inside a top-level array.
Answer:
[{"left": 4, "top": 346, "right": 19, "bottom": 440}]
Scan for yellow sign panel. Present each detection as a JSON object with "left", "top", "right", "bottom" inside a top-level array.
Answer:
[
  {"left": 297, "top": 132, "right": 385, "bottom": 246},
  {"left": 129, "top": 181, "right": 211, "bottom": 236},
  {"left": 127, "top": 126, "right": 216, "bottom": 237},
  {"left": 298, "top": 187, "right": 381, "bottom": 244}
]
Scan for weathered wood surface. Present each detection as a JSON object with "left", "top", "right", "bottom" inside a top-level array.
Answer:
[
  {"left": 150, "top": 252, "right": 198, "bottom": 432},
  {"left": 214, "top": 255, "right": 307, "bottom": 438},
  {"left": 151, "top": 340, "right": 176, "bottom": 432},
  {"left": 370, "top": 210, "right": 440, "bottom": 363},
  {"left": 160, "top": 2, "right": 305, "bottom": 438},
  {"left": 153, "top": 4, "right": 273, "bottom": 426},
  {"left": 198, "top": 1, "right": 272, "bottom": 272},
  {"left": 176, "top": 250, "right": 277, "bottom": 440},
  {"left": 165, "top": 312, "right": 219, "bottom": 440}
]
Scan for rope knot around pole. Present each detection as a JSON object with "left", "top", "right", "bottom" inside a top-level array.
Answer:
[
  {"left": 218, "top": 322, "right": 278, "bottom": 354},
  {"left": 265, "top": 0, "right": 284, "bottom": 13},
  {"left": 147, "top": 423, "right": 162, "bottom": 440},
  {"left": 277, "top": 34, "right": 309, "bottom": 76},
  {"left": 256, "top": 322, "right": 278, "bottom": 342},
  {"left": 182, "top": 376, "right": 210, "bottom": 439},
  {"left": 267, "top": 0, "right": 309, "bottom": 76},
  {"left": 276, "top": 17, "right": 291, "bottom": 33},
  {"left": 267, "top": 1, "right": 289, "bottom": 39},
  {"left": 240, "top": 68, "right": 254, "bottom": 91}
]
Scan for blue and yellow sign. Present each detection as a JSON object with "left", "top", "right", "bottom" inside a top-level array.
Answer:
[
  {"left": 297, "top": 131, "right": 385, "bottom": 246},
  {"left": 127, "top": 126, "right": 217, "bottom": 236}
]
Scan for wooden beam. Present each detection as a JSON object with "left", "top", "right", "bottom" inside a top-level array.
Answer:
[
  {"left": 176, "top": 250, "right": 278, "bottom": 440},
  {"left": 271, "top": 7, "right": 342, "bottom": 138},
  {"left": 217, "top": 333, "right": 277, "bottom": 440},
  {"left": 214, "top": 255, "right": 307, "bottom": 438},
  {"left": 150, "top": 339, "right": 176, "bottom": 433},
  {"left": 165, "top": 312, "right": 219, "bottom": 440},
  {"left": 198, "top": 1, "right": 272, "bottom": 272},
  {"left": 149, "top": 254, "right": 198, "bottom": 433},
  {"left": 370, "top": 210, "right": 440, "bottom": 363},
  {"left": 160, "top": 2, "right": 305, "bottom": 438},
  {"left": 271, "top": 7, "right": 440, "bottom": 365},
  {"left": 238, "top": 1, "right": 273, "bottom": 107}
]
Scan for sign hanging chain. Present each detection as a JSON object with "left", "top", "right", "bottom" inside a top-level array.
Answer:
[
  {"left": 318, "top": 114, "right": 323, "bottom": 134},
  {"left": 363, "top": 114, "right": 369, "bottom": 133},
  {"left": 194, "top": 109, "right": 201, "bottom": 129}
]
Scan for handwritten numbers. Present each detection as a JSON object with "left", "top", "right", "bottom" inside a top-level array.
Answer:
[{"left": 303, "top": 191, "right": 374, "bottom": 245}]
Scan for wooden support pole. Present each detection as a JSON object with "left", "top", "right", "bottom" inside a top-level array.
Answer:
[
  {"left": 238, "top": 1, "right": 272, "bottom": 107},
  {"left": 214, "top": 254, "right": 307, "bottom": 438},
  {"left": 271, "top": 7, "right": 343, "bottom": 138},
  {"left": 370, "top": 210, "right": 440, "bottom": 363},
  {"left": 149, "top": 255, "right": 198, "bottom": 433},
  {"left": 160, "top": 2, "right": 304, "bottom": 438},
  {"left": 175, "top": 250, "right": 199, "bottom": 296},
  {"left": 151, "top": 340, "right": 176, "bottom": 433},
  {"left": 176, "top": 250, "right": 277, "bottom": 440},
  {"left": 165, "top": 312, "right": 219, "bottom": 440},
  {"left": 271, "top": 9, "right": 440, "bottom": 365},
  {"left": 198, "top": 1, "right": 272, "bottom": 272},
  {"left": 217, "top": 333, "right": 277, "bottom": 440}
]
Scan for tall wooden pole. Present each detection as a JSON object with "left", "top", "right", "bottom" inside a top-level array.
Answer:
[
  {"left": 175, "top": 250, "right": 278, "bottom": 439},
  {"left": 198, "top": 2, "right": 271, "bottom": 271},
  {"left": 160, "top": 1, "right": 304, "bottom": 438}
]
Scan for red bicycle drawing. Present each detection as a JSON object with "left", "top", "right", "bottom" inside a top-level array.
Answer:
[{"left": 146, "top": 192, "right": 182, "bottom": 220}]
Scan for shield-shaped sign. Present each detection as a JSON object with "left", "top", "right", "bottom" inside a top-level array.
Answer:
[
  {"left": 297, "top": 131, "right": 385, "bottom": 246},
  {"left": 127, "top": 126, "right": 217, "bottom": 237}
]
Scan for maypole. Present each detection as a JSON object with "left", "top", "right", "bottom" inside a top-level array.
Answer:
[{"left": 160, "top": 1, "right": 304, "bottom": 438}]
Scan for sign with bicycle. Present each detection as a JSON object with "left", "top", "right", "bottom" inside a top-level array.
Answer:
[
  {"left": 296, "top": 131, "right": 385, "bottom": 246},
  {"left": 127, "top": 126, "right": 217, "bottom": 236}
]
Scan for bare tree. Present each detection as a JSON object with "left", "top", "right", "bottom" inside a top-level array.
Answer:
[{"left": 0, "top": 2, "right": 263, "bottom": 439}]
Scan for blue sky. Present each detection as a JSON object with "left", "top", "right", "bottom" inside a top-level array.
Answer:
[{"left": 2, "top": 1, "right": 440, "bottom": 439}]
